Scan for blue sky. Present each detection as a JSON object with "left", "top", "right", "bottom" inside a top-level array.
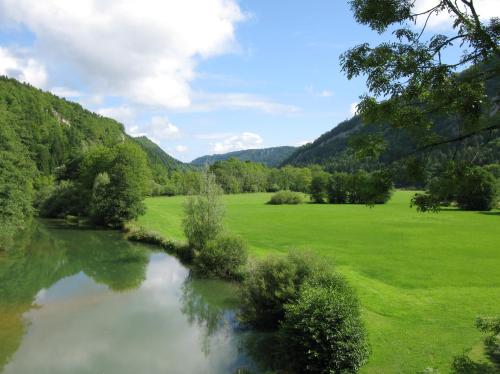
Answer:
[{"left": 0, "top": 0, "right": 497, "bottom": 161}]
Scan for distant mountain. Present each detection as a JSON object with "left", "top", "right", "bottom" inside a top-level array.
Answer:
[
  {"left": 283, "top": 62, "right": 500, "bottom": 171},
  {"left": 191, "top": 146, "right": 296, "bottom": 167},
  {"left": 134, "top": 136, "right": 186, "bottom": 175}
]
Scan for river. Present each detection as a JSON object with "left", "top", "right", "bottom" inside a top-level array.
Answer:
[{"left": 0, "top": 220, "right": 263, "bottom": 374}]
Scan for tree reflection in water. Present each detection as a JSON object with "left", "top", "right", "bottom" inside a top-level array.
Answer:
[{"left": 0, "top": 220, "right": 149, "bottom": 370}]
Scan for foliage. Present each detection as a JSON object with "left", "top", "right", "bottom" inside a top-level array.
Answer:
[
  {"left": 239, "top": 251, "right": 321, "bottom": 329},
  {"left": 328, "top": 172, "right": 350, "bottom": 203},
  {"left": 325, "top": 170, "right": 393, "bottom": 205},
  {"left": 194, "top": 234, "right": 248, "bottom": 280},
  {"left": 410, "top": 193, "right": 441, "bottom": 213},
  {"left": 342, "top": 1, "right": 499, "bottom": 154},
  {"left": 268, "top": 190, "right": 304, "bottom": 205},
  {"left": 451, "top": 316, "right": 500, "bottom": 373},
  {"left": 456, "top": 166, "right": 497, "bottom": 211},
  {"left": 0, "top": 76, "right": 183, "bottom": 239},
  {"left": 310, "top": 171, "right": 330, "bottom": 203},
  {"left": 282, "top": 272, "right": 370, "bottom": 374},
  {"left": 182, "top": 169, "right": 225, "bottom": 250},
  {"left": 413, "top": 164, "right": 498, "bottom": 212}
]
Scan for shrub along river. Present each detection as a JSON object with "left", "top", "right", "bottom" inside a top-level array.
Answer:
[{"left": 0, "top": 220, "right": 263, "bottom": 374}]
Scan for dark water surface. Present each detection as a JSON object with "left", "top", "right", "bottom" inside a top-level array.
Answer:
[{"left": 0, "top": 221, "right": 260, "bottom": 374}]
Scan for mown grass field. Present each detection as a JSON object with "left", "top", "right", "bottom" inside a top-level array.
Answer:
[{"left": 137, "top": 191, "right": 500, "bottom": 373}]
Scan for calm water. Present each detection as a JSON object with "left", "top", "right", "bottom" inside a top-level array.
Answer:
[{"left": 0, "top": 221, "right": 261, "bottom": 374}]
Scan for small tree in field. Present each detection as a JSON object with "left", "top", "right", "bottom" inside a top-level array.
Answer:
[{"left": 183, "top": 167, "right": 224, "bottom": 250}]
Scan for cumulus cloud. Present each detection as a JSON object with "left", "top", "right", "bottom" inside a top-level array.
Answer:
[
  {"left": 50, "top": 86, "right": 83, "bottom": 98},
  {"left": 175, "top": 145, "right": 188, "bottom": 153},
  {"left": 0, "top": 46, "right": 47, "bottom": 87},
  {"left": 0, "top": 0, "right": 245, "bottom": 108},
  {"left": 148, "top": 116, "right": 181, "bottom": 140},
  {"left": 212, "top": 132, "right": 263, "bottom": 153},
  {"left": 97, "top": 106, "right": 136, "bottom": 126},
  {"left": 413, "top": 0, "right": 499, "bottom": 30}
]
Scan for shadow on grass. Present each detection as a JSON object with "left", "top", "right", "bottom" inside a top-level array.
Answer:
[{"left": 479, "top": 211, "right": 500, "bottom": 216}]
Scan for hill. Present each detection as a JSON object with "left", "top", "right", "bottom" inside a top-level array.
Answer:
[
  {"left": 282, "top": 64, "right": 500, "bottom": 173},
  {"left": 0, "top": 76, "right": 183, "bottom": 178},
  {"left": 134, "top": 136, "right": 187, "bottom": 177},
  {"left": 0, "top": 76, "right": 183, "bottom": 242},
  {"left": 191, "top": 146, "right": 296, "bottom": 167}
]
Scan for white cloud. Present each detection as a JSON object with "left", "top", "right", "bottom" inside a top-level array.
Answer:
[
  {"left": 191, "top": 92, "right": 299, "bottom": 114},
  {"left": 175, "top": 145, "right": 188, "bottom": 153},
  {"left": 50, "top": 86, "right": 82, "bottom": 98},
  {"left": 305, "top": 85, "right": 333, "bottom": 98},
  {"left": 148, "top": 116, "right": 181, "bottom": 140},
  {"left": 350, "top": 102, "right": 359, "bottom": 117},
  {"left": 212, "top": 132, "right": 263, "bottom": 153},
  {"left": 414, "top": 0, "right": 499, "bottom": 30},
  {"left": 0, "top": 0, "right": 246, "bottom": 108},
  {"left": 97, "top": 106, "right": 136, "bottom": 125},
  {"left": 0, "top": 46, "right": 47, "bottom": 87}
]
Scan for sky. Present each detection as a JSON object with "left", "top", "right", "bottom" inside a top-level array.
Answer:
[{"left": 0, "top": 0, "right": 498, "bottom": 162}]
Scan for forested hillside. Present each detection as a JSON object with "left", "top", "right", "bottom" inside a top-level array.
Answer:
[
  {"left": 283, "top": 61, "right": 500, "bottom": 175},
  {"left": 0, "top": 76, "right": 182, "bottom": 245},
  {"left": 191, "top": 146, "right": 296, "bottom": 167},
  {"left": 134, "top": 136, "right": 187, "bottom": 176}
]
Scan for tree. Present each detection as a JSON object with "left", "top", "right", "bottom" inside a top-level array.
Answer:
[
  {"left": 310, "top": 171, "right": 330, "bottom": 203},
  {"left": 456, "top": 166, "right": 497, "bottom": 210},
  {"left": 328, "top": 172, "right": 350, "bottom": 203},
  {"left": 183, "top": 168, "right": 224, "bottom": 250},
  {"left": 341, "top": 0, "right": 499, "bottom": 161},
  {"left": 82, "top": 142, "right": 152, "bottom": 226}
]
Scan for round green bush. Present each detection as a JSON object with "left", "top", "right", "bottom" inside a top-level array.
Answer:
[
  {"left": 457, "top": 166, "right": 497, "bottom": 211},
  {"left": 194, "top": 234, "right": 248, "bottom": 280},
  {"left": 281, "top": 272, "right": 370, "bottom": 374},
  {"left": 268, "top": 190, "right": 304, "bottom": 205},
  {"left": 239, "top": 252, "right": 319, "bottom": 329}
]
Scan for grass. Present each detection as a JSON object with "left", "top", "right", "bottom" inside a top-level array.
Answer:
[{"left": 137, "top": 190, "right": 500, "bottom": 373}]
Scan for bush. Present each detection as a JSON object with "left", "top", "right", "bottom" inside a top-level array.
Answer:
[
  {"left": 239, "top": 251, "right": 320, "bottom": 329},
  {"left": 194, "top": 234, "right": 248, "bottom": 280},
  {"left": 411, "top": 192, "right": 441, "bottom": 213},
  {"left": 456, "top": 166, "right": 497, "bottom": 211},
  {"left": 268, "top": 190, "right": 304, "bottom": 205},
  {"left": 281, "top": 272, "right": 370, "bottom": 374}
]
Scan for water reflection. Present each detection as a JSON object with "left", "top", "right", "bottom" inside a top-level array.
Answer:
[{"left": 0, "top": 220, "right": 258, "bottom": 374}]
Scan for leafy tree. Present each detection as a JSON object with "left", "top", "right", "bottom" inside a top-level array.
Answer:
[
  {"left": 328, "top": 172, "right": 350, "bottom": 203},
  {"left": 282, "top": 272, "right": 370, "bottom": 374},
  {"left": 81, "top": 142, "right": 151, "bottom": 226},
  {"left": 456, "top": 166, "right": 497, "bottom": 210},
  {"left": 310, "top": 171, "right": 330, "bottom": 203},
  {"left": 182, "top": 168, "right": 224, "bottom": 250},
  {"left": 342, "top": 0, "right": 499, "bottom": 160}
]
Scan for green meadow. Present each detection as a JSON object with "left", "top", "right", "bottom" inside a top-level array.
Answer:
[{"left": 137, "top": 190, "right": 500, "bottom": 373}]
